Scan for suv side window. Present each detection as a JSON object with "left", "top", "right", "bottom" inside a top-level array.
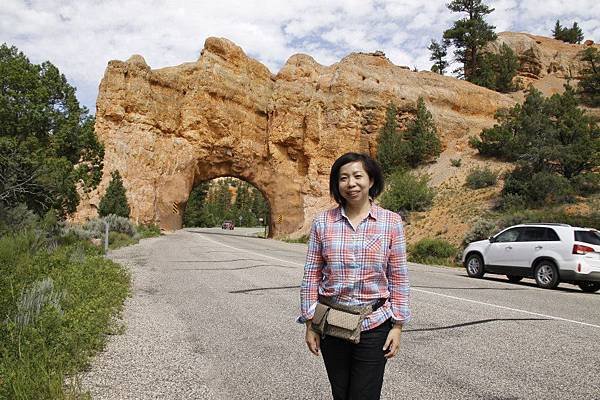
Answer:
[
  {"left": 575, "top": 230, "right": 600, "bottom": 245},
  {"left": 495, "top": 228, "right": 523, "bottom": 243},
  {"left": 521, "top": 227, "right": 560, "bottom": 242}
]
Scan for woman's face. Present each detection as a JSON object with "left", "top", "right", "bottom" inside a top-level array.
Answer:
[{"left": 338, "top": 161, "right": 374, "bottom": 207}]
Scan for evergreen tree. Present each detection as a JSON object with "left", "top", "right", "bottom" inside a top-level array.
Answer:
[
  {"left": 443, "top": 0, "right": 497, "bottom": 80},
  {"left": 470, "top": 86, "right": 600, "bottom": 205},
  {"left": 0, "top": 43, "right": 104, "bottom": 217},
  {"left": 552, "top": 20, "right": 564, "bottom": 40},
  {"left": 578, "top": 47, "right": 600, "bottom": 107},
  {"left": 471, "top": 44, "right": 520, "bottom": 92},
  {"left": 98, "top": 171, "right": 130, "bottom": 218},
  {"left": 553, "top": 20, "right": 585, "bottom": 44},
  {"left": 376, "top": 103, "right": 404, "bottom": 175},
  {"left": 182, "top": 182, "right": 209, "bottom": 227},
  {"left": 428, "top": 39, "right": 449, "bottom": 75},
  {"left": 402, "top": 98, "right": 442, "bottom": 167}
]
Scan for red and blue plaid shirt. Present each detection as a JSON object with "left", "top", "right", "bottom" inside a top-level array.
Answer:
[{"left": 298, "top": 203, "right": 411, "bottom": 330}]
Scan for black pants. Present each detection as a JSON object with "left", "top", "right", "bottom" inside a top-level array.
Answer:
[{"left": 321, "top": 320, "right": 392, "bottom": 400}]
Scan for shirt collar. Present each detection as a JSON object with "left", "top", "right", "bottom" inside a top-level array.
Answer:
[{"left": 334, "top": 202, "right": 380, "bottom": 222}]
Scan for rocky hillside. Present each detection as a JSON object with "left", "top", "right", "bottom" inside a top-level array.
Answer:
[
  {"left": 74, "top": 32, "right": 597, "bottom": 241},
  {"left": 407, "top": 32, "right": 598, "bottom": 245}
]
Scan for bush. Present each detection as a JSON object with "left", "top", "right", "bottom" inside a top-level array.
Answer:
[
  {"left": 108, "top": 231, "right": 137, "bottom": 249},
  {"left": 98, "top": 170, "right": 130, "bottom": 218},
  {"left": 0, "top": 231, "right": 130, "bottom": 399},
  {"left": 572, "top": 173, "right": 600, "bottom": 196},
  {"left": 503, "top": 169, "right": 575, "bottom": 207},
  {"left": 462, "top": 219, "right": 498, "bottom": 246},
  {"left": 136, "top": 224, "right": 161, "bottom": 239},
  {"left": 380, "top": 171, "right": 435, "bottom": 214},
  {"left": 466, "top": 167, "right": 497, "bottom": 189},
  {"left": 450, "top": 158, "right": 462, "bottom": 167},
  {"left": 409, "top": 238, "right": 458, "bottom": 266}
]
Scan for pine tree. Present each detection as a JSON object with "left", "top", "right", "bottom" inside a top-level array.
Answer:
[
  {"left": 376, "top": 103, "right": 404, "bottom": 175},
  {"left": 443, "top": 0, "right": 497, "bottom": 80},
  {"left": 428, "top": 39, "right": 449, "bottom": 75},
  {"left": 471, "top": 44, "right": 520, "bottom": 92},
  {"left": 402, "top": 98, "right": 442, "bottom": 168},
  {"left": 578, "top": 47, "right": 600, "bottom": 107},
  {"left": 98, "top": 171, "right": 130, "bottom": 218},
  {"left": 552, "top": 20, "right": 564, "bottom": 40}
]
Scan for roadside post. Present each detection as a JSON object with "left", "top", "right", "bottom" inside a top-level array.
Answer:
[{"left": 103, "top": 220, "right": 109, "bottom": 254}]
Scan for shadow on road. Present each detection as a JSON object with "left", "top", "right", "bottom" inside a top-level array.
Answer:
[{"left": 404, "top": 317, "right": 550, "bottom": 333}]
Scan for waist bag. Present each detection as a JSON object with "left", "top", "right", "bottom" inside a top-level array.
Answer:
[{"left": 310, "top": 296, "right": 385, "bottom": 344}]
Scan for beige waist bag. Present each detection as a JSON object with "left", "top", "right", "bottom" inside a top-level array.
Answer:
[{"left": 310, "top": 297, "right": 372, "bottom": 344}]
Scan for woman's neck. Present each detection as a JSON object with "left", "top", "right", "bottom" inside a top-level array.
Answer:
[{"left": 344, "top": 200, "right": 371, "bottom": 220}]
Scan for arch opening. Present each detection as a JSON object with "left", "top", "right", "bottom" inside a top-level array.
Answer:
[{"left": 181, "top": 177, "right": 272, "bottom": 237}]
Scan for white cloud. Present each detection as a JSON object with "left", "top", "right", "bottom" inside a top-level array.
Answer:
[{"left": 1, "top": 0, "right": 598, "bottom": 111}]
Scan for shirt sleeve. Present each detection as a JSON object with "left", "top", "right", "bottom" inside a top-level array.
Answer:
[
  {"left": 297, "top": 218, "right": 324, "bottom": 324},
  {"left": 386, "top": 215, "right": 411, "bottom": 325}
]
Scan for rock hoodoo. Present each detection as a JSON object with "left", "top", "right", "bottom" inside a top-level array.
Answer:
[{"left": 74, "top": 33, "right": 593, "bottom": 238}]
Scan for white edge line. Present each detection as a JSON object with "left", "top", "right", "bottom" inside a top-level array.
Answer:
[{"left": 198, "top": 233, "right": 600, "bottom": 330}]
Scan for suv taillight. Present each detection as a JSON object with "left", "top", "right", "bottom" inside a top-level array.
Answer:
[{"left": 573, "top": 244, "right": 594, "bottom": 255}]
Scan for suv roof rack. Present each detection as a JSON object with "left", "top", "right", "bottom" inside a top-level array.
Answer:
[{"left": 522, "top": 222, "right": 571, "bottom": 227}]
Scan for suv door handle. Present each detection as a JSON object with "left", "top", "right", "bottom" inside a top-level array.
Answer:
[
  {"left": 535, "top": 246, "right": 543, "bottom": 250},
  {"left": 505, "top": 246, "right": 512, "bottom": 250}
]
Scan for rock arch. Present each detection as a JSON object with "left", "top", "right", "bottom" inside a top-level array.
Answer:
[{"left": 74, "top": 37, "right": 515, "bottom": 238}]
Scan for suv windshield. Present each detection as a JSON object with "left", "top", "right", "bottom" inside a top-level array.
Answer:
[{"left": 575, "top": 230, "right": 600, "bottom": 245}]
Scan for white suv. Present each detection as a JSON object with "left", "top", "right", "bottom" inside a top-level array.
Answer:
[{"left": 462, "top": 223, "right": 600, "bottom": 293}]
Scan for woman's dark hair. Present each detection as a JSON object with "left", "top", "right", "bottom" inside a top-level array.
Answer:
[{"left": 329, "top": 152, "right": 384, "bottom": 206}]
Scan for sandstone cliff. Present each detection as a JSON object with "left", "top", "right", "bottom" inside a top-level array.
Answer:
[{"left": 74, "top": 33, "right": 595, "bottom": 241}]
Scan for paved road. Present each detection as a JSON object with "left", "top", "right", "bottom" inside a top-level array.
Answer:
[{"left": 82, "top": 228, "right": 600, "bottom": 399}]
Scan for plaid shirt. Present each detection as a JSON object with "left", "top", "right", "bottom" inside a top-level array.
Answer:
[{"left": 298, "top": 203, "right": 411, "bottom": 331}]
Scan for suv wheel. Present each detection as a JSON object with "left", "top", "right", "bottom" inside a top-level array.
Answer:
[
  {"left": 507, "top": 275, "right": 523, "bottom": 283},
  {"left": 577, "top": 282, "right": 600, "bottom": 293},
  {"left": 466, "top": 254, "right": 484, "bottom": 278},
  {"left": 534, "top": 261, "right": 559, "bottom": 289}
]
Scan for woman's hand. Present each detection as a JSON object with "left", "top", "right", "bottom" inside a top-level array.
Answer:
[
  {"left": 383, "top": 325, "right": 402, "bottom": 359},
  {"left": 305, "top": 321, "right": 321, "bottom": 356}
]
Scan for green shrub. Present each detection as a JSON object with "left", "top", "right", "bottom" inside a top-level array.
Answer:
[
  {"left": 503, "top": 169, "right": 575, "bottom": 206},
  {"left": 0, "top": 231, "right": 130, "bottom": 399},
  {"left": 98, "top": 170, "right": 130, "bottom": 218},
  {"left": 108, "top": 232, "right": 136, "bottom": 249},
  {"left": 409, "top": 238, "right": 458, "bottom": 266},
  {"left": 572, "top": 173, "right": 600, "bottom": 196},
  {"left": 136, "top": 224, "right": 161, "bottom": 239},
  {"left": 450, "top": 158, "right": 462, "bottom": 167},
  {"left": 462, "top": 219, "right": 498, "bottom": 246},
  {"left": 380, "top": 171, "right": 435, "bottom": 213},
  {"left": 466, "top": 166, "right": 497, "bottom": 189}
]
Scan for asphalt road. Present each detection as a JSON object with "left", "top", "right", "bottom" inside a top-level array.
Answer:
[{"left": 82, "top": 228, "right": 600, "bottom": 400}]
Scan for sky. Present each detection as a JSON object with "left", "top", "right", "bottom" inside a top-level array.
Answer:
[{"left": 2, "top": 0, "right": 599, "bottom": 113}]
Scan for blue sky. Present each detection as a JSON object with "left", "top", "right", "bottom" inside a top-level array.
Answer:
[{"left": 2, "top": 0, "right": 599, "bottom": 112}]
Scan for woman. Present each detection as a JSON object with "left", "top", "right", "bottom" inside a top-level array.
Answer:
[{"left": 298, "top": 152, "right": 411, "bottom": 400}]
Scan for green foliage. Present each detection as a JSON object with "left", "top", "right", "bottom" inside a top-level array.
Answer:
[
  {"left": 376, "top": 99, "right": 441, "bottom": 173},
  {"left": 0, "top": 230, "right": 130, "bottom": 399},
  {"left": 578, "top": 47, "right": 600, "bottom": 107},
  {"left": 409, "top": 238, "right": 458, "bottom": 266},
  {"left": 462, "top": 218, "right": 498, "bottom": 245},
  {"left": 503, "top": 168, "right": 575, "bottom": 207},
  {"left": 471, "top": 44, "right": 520, "bottom": 93},
  {"left": 0, "top": 44, "right": 104, "bottom": 218},
  {"left": 552, "top": 20, "right": 584, "bottom": 44},
  {"left": 183, "top": 178, "right": 270, "bottom": 227},
  {"left": 98, "top": 171, "right": 130, "bottom": 218},
  {"left": 466, "top": 166, "right": 497, "bottom": 189},
  {"left": 376, "top": 103, "right": 403, "bottom": 175},
  {"left": 402, "top": 98, "right": 442, "bottom": 167},
  {"left": 282, "top": 234, "right": 310, "bottom": 244},
  {"left": 443, "top": 0, "right": 497, "bottom": 80},
  {"left": 450, "top": 158, "right": 462, "bottom": 167},
  {"left": 380, "top": 170, "right": 435, "bottom": 213},
  {"left": 470, "top": 86, "right": 599, "bottom": 207},
  {"left": 428, "top": 39, "right": 449, "bottom": 75}
]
